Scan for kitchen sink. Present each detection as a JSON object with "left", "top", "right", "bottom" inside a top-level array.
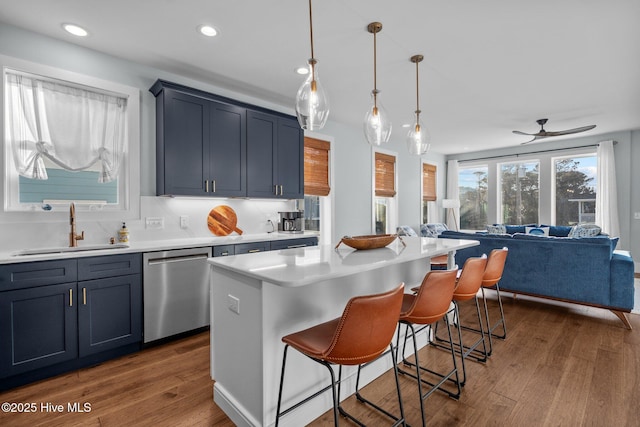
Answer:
[{"left": 13, "top": 243, "right": 129, "bottom": 256}]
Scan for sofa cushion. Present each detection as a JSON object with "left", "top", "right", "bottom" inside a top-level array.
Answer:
[
  {"left": 494, "top": 223, "right": 537, "bottom": 234},
  {"left": 540, "top": 224, "right": 573, "bottom": 237}
]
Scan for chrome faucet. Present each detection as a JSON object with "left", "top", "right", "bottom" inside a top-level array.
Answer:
[{"left": 69, "top": 203, "right": 85, "bottom": 247}]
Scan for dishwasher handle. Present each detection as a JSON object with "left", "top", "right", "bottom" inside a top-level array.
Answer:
[{"left": 147, "top": 253, "right": 210, "bottom": 266}]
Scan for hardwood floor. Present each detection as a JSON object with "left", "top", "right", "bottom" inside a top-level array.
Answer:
[{"left": 1, "top": 293, "right": 638, "bottom": 427}]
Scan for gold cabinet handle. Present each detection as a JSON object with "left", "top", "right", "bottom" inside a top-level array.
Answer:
[
  {"left": 279, "top": 185, "right": 283, "bottom": 195},
  {"left": 212, "top": 179, "right": 216, "bottom": 193},
  {"left": 83, "top": 288, "right": 87, "bottom": 305},
  {"left": 69, "top": 289, "right": 73, "bottom": 307},
  {"left": 274, "top": 184, "right": 278, "bottom": 195},
  {"left": 205, "top": 180, "right": 209, "bottom": 192},
  {"left": 248, "top": 249, "right": 261, "bottom": 253}
]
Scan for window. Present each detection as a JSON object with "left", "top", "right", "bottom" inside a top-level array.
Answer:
[
  {"left": 2, "top": 57, "right": 139, "bottom": 218},
  {"left": 458, "top": 165, "right": 488, "bottom": 230},
  {"left": 374, "top": 151, "right": 396, "bottom": 234},
  {"left": 422, "top": 162, "right": 436, "bottom": 223},
  {"left": 554, "top": 154, "right": 597, "bottom": 225},
  {"left": 303, "top": 136, "right": 331, "bottom": 240},
  {"left": 499, "top": 161, "right": 539, "bottom": 225}
]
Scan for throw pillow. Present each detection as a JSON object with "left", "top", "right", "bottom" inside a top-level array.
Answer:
[
  {"left": 420, "top": 223, "right": 448, "bottom": 237},
  {"left": 486, "top": 224, "right": 507, "bottom": 235},
  {"left": 568, "top": 224, "right": 601, "bottom": 238},
  {"left": 525, "top": 226, "right": 550, "bottom": 236},
  {"left": 396, "top": 225, "right": 418, "bottom": 237}
]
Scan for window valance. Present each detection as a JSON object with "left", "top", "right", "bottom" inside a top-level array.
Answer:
[{"left": 5, "top": 70, "right": 127, "bottom": 182}]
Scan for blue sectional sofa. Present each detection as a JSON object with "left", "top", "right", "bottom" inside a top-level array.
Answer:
[{"left": 438, "top": 229, "right": 635, "bottom": 328}]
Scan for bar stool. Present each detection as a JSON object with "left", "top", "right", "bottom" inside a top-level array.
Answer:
[
  {"left": 479, "top": 247, "right": 509, "bottom": 356},
  {"left": 396, "top": 269, "right": 460, "bottom": 427},
  {"left": 432, "top": 256, "right": 488, "bottom": 384},
  {"left": 275, "top": 283, "right": 406, "bottom": 427}
]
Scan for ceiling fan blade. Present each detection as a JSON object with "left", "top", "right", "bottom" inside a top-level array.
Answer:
[
  {"left": 512, "top": 130, "right": 536, "bottom": 136},
  {"left": 543, "top": 125, "right": 597, "bottom": 137},
  {"left": 520, "top": 135, "right": 544, "bottom": 145}
]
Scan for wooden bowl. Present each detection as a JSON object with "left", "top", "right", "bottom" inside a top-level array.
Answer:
[{"left": 335, "top": 234, "right": 398, "bottom": 250}]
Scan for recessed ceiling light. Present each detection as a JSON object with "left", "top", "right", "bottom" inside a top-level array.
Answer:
[
  {"left": 198, "top": 25, "right": 218, "bottom": 37},
  {"left": 295, "top": 67, "right": 309, "bottom": 75},
  {"left": 402, "top": 123, "right": 411, "bottom": 128},
  {"left": 62, "top": 23, "right": 88, "bottom": 37}
]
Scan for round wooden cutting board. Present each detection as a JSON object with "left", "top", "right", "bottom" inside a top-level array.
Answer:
[{"left": 207, "top": 205, "right": 243, "bottom": 236}]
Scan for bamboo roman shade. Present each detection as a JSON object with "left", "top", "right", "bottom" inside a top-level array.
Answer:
[
  {"left": 423, "top": 163, "right": 437, "bottom": 201},
  {"left": 304, "top": 137, "right": 330, "bottom": 196},
  {"left": 375, "top": 152, "right": 396, "bottom": 197}
]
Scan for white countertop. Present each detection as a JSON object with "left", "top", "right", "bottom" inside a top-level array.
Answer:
[
  {"left": 208, "top": 236, "right": 479, "bottom": 287},
  {"left": 0, "top": 232, "right": 318, "bottom": 264}
]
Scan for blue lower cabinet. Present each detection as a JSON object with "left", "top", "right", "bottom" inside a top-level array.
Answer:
[
  {"left": 0, "top": 254, "right": 142, "bottom": 389},
  {"left": 78, "top": 274, "right": 142, "bottom": 357},
  {"left": 0, "top": 282, "right": 78, "bottom": 378}
]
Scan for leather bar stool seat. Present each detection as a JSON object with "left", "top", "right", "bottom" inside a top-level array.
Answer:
[{"left": 275, "top": 283, "right": 406, "bottom": 427}]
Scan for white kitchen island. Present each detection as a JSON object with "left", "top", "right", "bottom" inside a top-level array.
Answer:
[{"left": 208, "top": 236, "right": 479, "bottom": 427}]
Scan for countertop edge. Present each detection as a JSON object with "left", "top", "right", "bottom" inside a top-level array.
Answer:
[
  {"left": 0, "top": 232, "right": 319, "bottom": 264},
  {"left": 208, "top": 239, "right": 480, "bottom": 287}
]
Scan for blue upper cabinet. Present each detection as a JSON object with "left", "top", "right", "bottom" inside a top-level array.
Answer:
[
  {"left": 151, "top": 80, "right": 302, "bottom": 199},
  {"left": 247, "top": 111, "right": 304, "bottom": 199}
]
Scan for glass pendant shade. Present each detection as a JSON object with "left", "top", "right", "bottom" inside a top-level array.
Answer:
[
  {"left": 295, "top": 61, "right": 329, "bottom": 130},
  {"left": 406, "top": 116, "right": 430, "bottom": 155},
  {"left": 363, "top": 92, "right": 392, "bottom": 146}
]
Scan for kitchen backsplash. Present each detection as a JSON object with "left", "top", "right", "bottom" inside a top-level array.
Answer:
[{"left": 0, "top": 196, "right": 298, "bottom": 251}]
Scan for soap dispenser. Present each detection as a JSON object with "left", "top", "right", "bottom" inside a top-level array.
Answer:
[{"left": 118, "top": 222, "right": 129, "bottom": 243}]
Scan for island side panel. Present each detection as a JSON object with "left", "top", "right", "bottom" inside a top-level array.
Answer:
[{"left": 211, "top": 266, "right": 264, "bottom": 427}]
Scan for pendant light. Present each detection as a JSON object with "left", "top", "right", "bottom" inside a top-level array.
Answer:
[
  {"left": 364, "top": 22, "right": 392, "bottom": 146},
  {"left": 295, "top": 0, "right": 329, "bottom": 130},
  {"left": 406, "top": 54, "right": 430, "bottom": 155}
]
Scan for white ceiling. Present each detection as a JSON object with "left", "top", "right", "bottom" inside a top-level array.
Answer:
[{"left": 1, "top": 0, "right": 639, "bottom": 154}]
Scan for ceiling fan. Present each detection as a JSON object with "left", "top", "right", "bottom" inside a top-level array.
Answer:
[{"left": 513, "top": 118, "right": 596, "bottom": 144}]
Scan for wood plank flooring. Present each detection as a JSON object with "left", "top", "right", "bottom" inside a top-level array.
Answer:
[{"left": 1, "top": 293, "right": 638, "bottom": 427}]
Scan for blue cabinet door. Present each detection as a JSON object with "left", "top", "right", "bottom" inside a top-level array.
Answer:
[
  {"left": 0, "top": 283, "right": 78, "bottom": 378},
  {"left": 160, "top": 89, "right": 210, "bottom": 196},
  {"left": 247, "top": 111, "right": 304, "bottom": 199},
  {"left": 78, "top": 274, "right": 142, "bottom": 357},
  {"left": 209, "top": 102, "right": 247, "bottom": 197},
  {"left": 247, "top": 110, "right": 278, "bottom": 198},
  {"left": 276, "top": 117, "right": 304, "bottom": 199}
]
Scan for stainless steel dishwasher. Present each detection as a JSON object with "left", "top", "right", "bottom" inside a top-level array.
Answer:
[{"left": 143, "top": 247, "right": 212, "bottom": 343}]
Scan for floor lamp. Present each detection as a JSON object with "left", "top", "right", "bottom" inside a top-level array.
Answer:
[{"left": 442, "top": 199, "right": 460, "bottom": 231}]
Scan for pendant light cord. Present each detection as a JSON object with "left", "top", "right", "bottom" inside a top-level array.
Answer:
[{"left": 308, "top": 0, "right": 315, "bottom": 60}]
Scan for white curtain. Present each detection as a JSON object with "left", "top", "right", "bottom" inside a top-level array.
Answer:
[
  {"left": 5, "top": 72, "right": 127, "bottom": 182},
  {"left": 446, "top": 159, "right": 460, "bottom": 230},
  {"left": 596, "top": 140, "right": 620, "bottom": 237}
]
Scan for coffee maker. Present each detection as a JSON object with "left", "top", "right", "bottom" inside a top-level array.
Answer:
[{"left": 278, "top": 211, "right": 304, "bottom": 233}]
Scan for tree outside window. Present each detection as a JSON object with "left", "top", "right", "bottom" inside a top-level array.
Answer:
[
  {"left": 555, "top": 155, "right": 597, "bottom": 225},
  {"left": 500, "top": 161, "right": 539, "bottom": 225},
  {"left": 459, "top": 166, "right": 488, "bottom": 230}
]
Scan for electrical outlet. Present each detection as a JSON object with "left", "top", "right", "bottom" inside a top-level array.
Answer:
[
  {"left": 634, "top": 212, "right": 640, "bottom": 220},
  {"left": 180, "top": 215, "right": 189, "bottom": 229},
  {"left": 145, "top": 217, "right": 164, "bottom": 229},
  {"left": 227, "top": 294, "right": 240, "bottom": 314}
]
